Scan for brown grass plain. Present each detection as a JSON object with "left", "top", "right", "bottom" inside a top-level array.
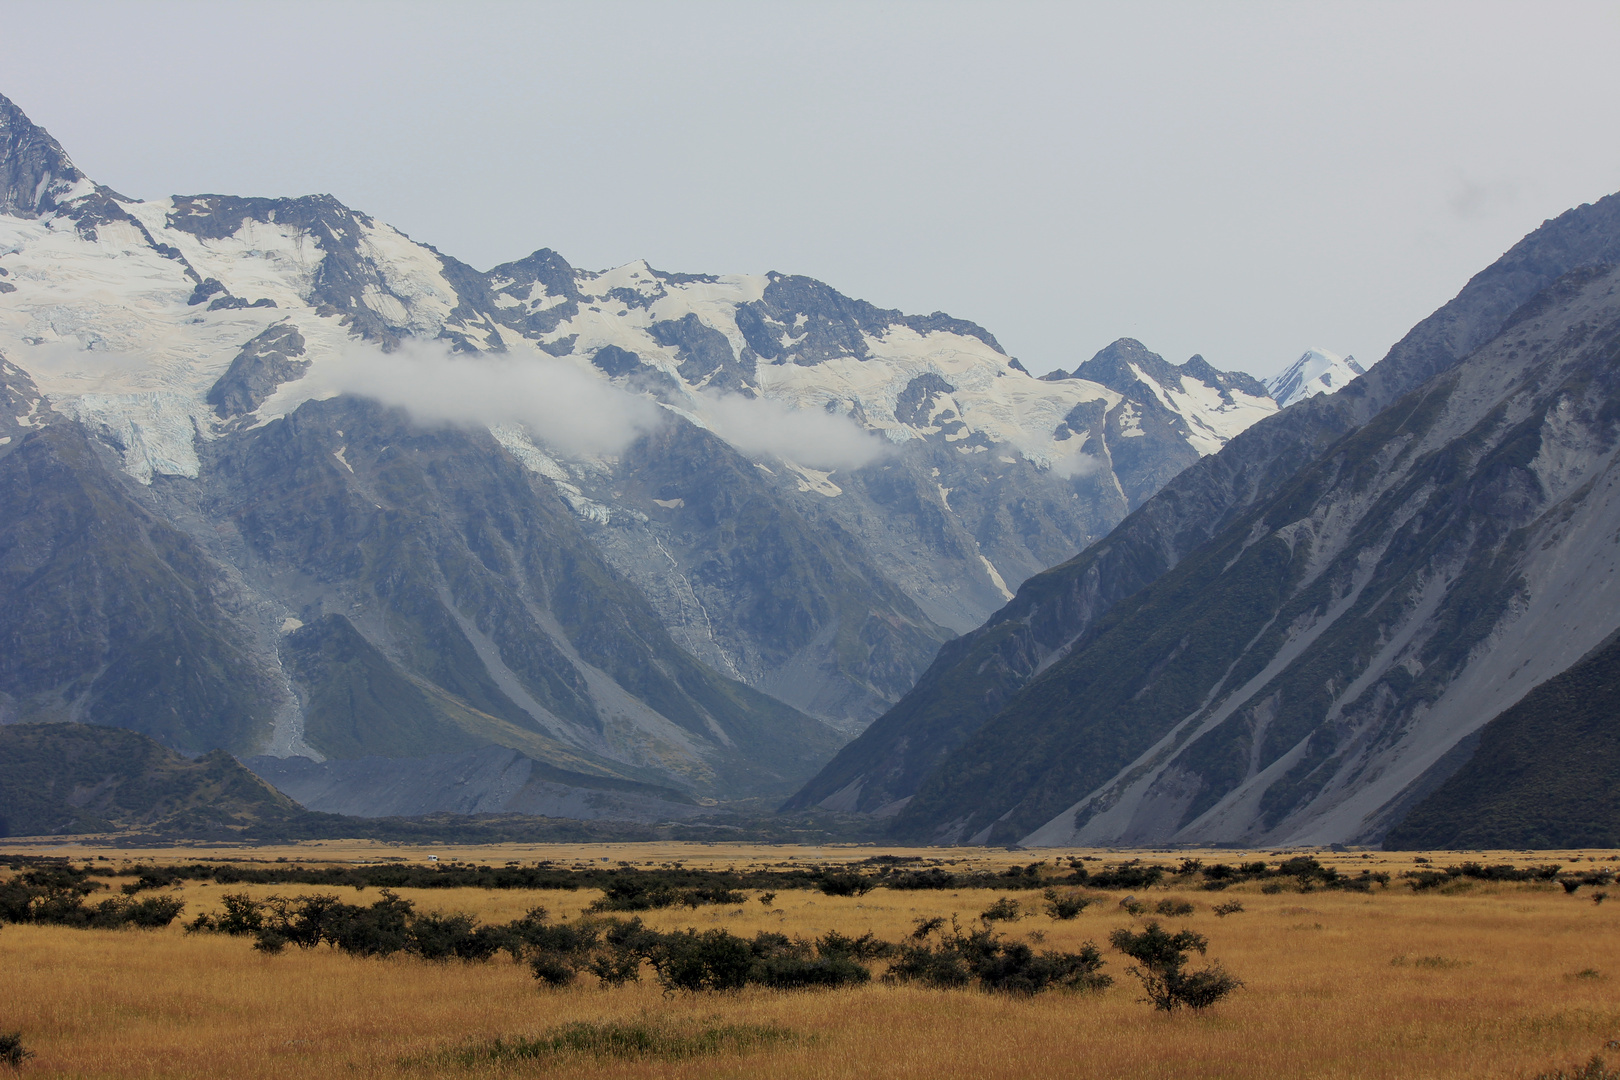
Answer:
[{"left": 5, "top": 841, "right": 1620, "bottom": 1079}]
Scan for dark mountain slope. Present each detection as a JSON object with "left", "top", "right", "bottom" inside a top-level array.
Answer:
[
  {"left": 0, "top": 388, "right": 841, "bottom": 800},
  {"left": 197, "top": 394, "right": 843, "bottom": 796},
  {"left": 1383, "top": 630, "right": 1620, "bottom": 850},
  {"left": 786, "top": 191, "right": 1620, "bottom": 816},
  {"left": 894, "top": 260, "right": 1620, "bottom": 846},
  {"left": 588, "top": 418, "right": 954, "bottom": 730},
  {"left": 0, "top": 424, "right": 280, "bottom": 752},
  {"left": 0, "top": 722, "right": 305, "bottom": 837}
]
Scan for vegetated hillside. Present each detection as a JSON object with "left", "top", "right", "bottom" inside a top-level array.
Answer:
[
  {"left": 786, "top": 190, "right": 1620, "bottom": 819},
  {"left": 0, "top": 88, "right": 1278, "bottom": 747},
  {"left": 0, "top": 722, "right": 871, "bottom": 842},
  {"left": 1384, "top": 630, "right": 1620, "bottom": 850},
  {"left": 0, "top": 722, "right": 307, "bottom": 837},
  {"left": 242, "top": 745, "right": 705, "bottom": 822},
  {"left": 889, "top": 258, "right": 1620, "bottom": 847}
]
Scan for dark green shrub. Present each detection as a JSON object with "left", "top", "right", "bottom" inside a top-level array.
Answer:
[
  {"left": 749, "top": 954, "right": 870, "bottom": 989},
  {"left": 188, "top": 893, "right": 265, "bottom": 935},
  {"left": 980, "top": 897, "right": 1022, "bottom": 922},
  {"left": 119, "top": 896, "right": 186, "bottom": 928},
  {"left": 1212, "top": 900, "right": 1245, "bottom": 917},
  {"left": 816, "top": 873, "right": 873, "bottom": 897},
  {"left": 1564, "top": 880, "right": 1585, "bottom": 895},
  {"left": 1533, "top": 1055, "right": 1620, "bottom": 1080},
  {"left": 0, "top": 1032, "right": 32, "bottom": 1070},
  {"left": 814, "top": 930, "right": 891, "bottom": 960},
  {"left": 1109, "top": 921, "right": 1242, "bottom": 1011},
  {"left": 1044, "top": 889, "right": 1092, "bottom": 920},
  {"left": 645, "top": 928, "right": 755, "bottom": 991},
  {"left": 886, "top": 942, "right": 973, "bottom": 988},
  {"left": 588, "top": 880, "right": 745, "bottom": 912},
  {"left": 528, "top": 951, "right": 579, "bottom": 986}
]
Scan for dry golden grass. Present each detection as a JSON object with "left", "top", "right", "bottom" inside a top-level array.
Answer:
[{"left": 6, "top": 842, "right": 1620, "bottom": 1079}]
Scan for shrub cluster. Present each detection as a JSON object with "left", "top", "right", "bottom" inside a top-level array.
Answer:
[
  {"left": 1197, "top": 857, "right": 1389, "bottom": 893},
  {"left": 522, "top": 919, "right": 890, "bottom": 991},
  {"left": 0, "top": 865, "right": 184, "bottom": 930},
  {"left": 885, "top": 917, "right": 1112, "bottom": 995},
  {"left": 192, "top": 893, "right": 1141, "bottom": 1002},
  {"left": 586, "top": 879, "right": 745, "bottom": 912},
  {"left": 188, "top": 891, "right": 542, "bottom": 959},
  {"left": 1401, "top": 862, "right": 1565, "bottom": 892}
]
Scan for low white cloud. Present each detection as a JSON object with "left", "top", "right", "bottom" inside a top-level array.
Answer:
[
  {"left": 1048, "top": 449, "right": 1103, "bottom": 479},
  {"left": 696, "top": 391, "right": 890, "bottom": 471},
  {"left": 299, "top": 342, "right": 664, "bottom": 457}
]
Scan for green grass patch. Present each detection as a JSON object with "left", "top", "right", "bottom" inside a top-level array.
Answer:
[{"left": 429, "top": 1017, "right": 796, "bottom": 1067}]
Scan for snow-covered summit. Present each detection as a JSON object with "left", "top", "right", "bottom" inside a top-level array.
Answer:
[{"left": 1264, "top": 348, "right": 1366, "bottom": 408}]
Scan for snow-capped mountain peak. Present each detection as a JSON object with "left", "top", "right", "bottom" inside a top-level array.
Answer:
[{"left": 1264, "top": 347, "right": 1366, "bottom": 408}]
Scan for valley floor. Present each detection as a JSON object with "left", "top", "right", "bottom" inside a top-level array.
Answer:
[{"left": 5, "top": 842, "right": 1619, "bottom": 1079}]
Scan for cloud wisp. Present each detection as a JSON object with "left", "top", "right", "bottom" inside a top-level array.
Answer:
[
  {"left": 296, "top": 342, "right": 665, "bottom": 457},
  {"left": 288, "top": 344, "right": 886, "bottom": 470},
  {"left": 694, "top": 391, "right": 891, "bottom": 471}
]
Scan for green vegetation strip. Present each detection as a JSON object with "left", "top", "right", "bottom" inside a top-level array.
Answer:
[{"left": 429, "top": 1019, "right": 796, "bottom": 1067}]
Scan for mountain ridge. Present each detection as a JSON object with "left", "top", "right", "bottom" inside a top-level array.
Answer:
[
  {"left": 0, "top": 86, "right": 1291, "bottom": 801},
  {"left": 786, "top": 190, "right": 1620, "bottom": 823}
]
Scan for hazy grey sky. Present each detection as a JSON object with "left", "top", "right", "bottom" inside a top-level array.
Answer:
[{"left": 7, "top": 1, "right": 1619, "bottom": 377}]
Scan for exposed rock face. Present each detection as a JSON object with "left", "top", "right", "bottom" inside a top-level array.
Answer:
[
  {"left": 207, "top": 323, "right": 308, "bottom": 421},
  {"left": 0, "top": 94, "right": 90, "bottom": 218},
  {"left": 787, "top": 192, "right": 1620, "bottom": 823}
]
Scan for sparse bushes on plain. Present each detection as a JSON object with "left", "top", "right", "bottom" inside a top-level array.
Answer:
[
  {"left": 190, "top": 891, "right": 536, "bottom": 961},
  {"left": 0, "top": 866, "right": 184, "bottom": 930},
  {"left": 1109, "top": 921, "right": 1242, "bottom": 1011},
  {"left": 1212, "top": 900, "right": 1245, "bottom": 917}
]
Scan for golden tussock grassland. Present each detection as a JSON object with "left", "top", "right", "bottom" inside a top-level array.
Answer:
[{"left": 4, "top": 841, "right": 1620, "bottom": 1079}]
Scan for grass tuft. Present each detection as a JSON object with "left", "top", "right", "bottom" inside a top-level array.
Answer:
[{"left": 431, "top": 1017, "right": 795, "bottom": 1067}]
